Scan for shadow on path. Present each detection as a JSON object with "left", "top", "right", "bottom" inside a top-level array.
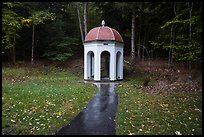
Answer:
[{"left": 56, "top": 82, "right": 118, "bottom": 135}]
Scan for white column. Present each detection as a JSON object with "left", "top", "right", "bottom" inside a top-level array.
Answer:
[
  {"left": 91, "top": 54, "right": 94, "bottom": 77},
  {"left": 120, "top": 49, "right": 124, "bottom": 79},
  {"left": 84, "top": 50, "right": 88, "bottom": 79},
  {"left": 110, "top": 51, "right": 116, "bottom": 81},
  {"left": 94, "top": 50, "right": 101, "bottom": 81},
  {"left": 87, "top": 53, "right": 91, "bottom": 79}
]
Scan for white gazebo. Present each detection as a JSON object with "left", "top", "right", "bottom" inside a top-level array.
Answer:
[{"left": 84, "top": 20, "right": 124, "bottom": 81}]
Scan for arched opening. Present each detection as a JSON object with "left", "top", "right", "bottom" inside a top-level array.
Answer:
[
  {"left": 87, "top": 51, "right": 94, "bottom": 79},
  {"left": 101, "top": 51, "right": 110, "bottom": 80},
  {"left": 116, "top": 51, "right": 122, "bottom": 79}
]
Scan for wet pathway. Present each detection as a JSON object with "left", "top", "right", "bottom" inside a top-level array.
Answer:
[{"left": 56, "top": 82, "right": 118, "bottom": 135}]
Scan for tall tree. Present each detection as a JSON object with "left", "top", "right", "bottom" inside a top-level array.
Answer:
[
  {"left": 168, "top": 3, "right": 177, "bottom": 68},
  {"left": 2, "top": 2, "right": 201, "bottom": 65},
  {"left": 29, "top": 10, "right": 55, "bottom": 65},
  {"left": 2, "top": 2, "right": 23, "bottom": 63},
  {"left": 187, "top": 2, "right": 193, "bottom": 70},
  {"left": 114, "top": 2, "right": 142, "bottom": 62},
  {"left": 40, "top": 2, "right": 81, "bottom": 61},
  {"left": 84, "top": 2, "right": 88, "bottom": 36},
  {"left": 77, "top": 2, "right": 84, "bottom": 43},
  {"left": 131, "top": 8, "right": 136, "bottom": 62},
  {"left": 172, "top": 2, "right": 177, "bottom": 65},
  {"left": 130, "top": 3, "right": 144, "bottom": 61},
  {"left": 151, "top": 2, "right": 201, "bottom": 67}
]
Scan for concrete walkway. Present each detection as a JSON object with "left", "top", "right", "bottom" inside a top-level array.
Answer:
[{"left": 56, "top": 82, "right": 118, "bottom": 135}]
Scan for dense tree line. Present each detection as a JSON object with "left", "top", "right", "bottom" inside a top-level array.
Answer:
[{"left": 2, "top": 2, "right": 202, "bottom": 68}]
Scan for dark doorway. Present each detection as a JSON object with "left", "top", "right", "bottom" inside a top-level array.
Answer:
[
  {"left": 87, "top": 51, "right": 94, "bottom": 79},
  {"left": 116, "top": 51, "right": 122, "bottom": 79},
  {"left": 101, "top": 51, "right": 110, "bottom": 79}
]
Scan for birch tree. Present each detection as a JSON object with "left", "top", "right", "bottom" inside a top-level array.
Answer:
[
  {"left": 84, "top": 2, "right": 88, "bottom": 36},
  {"left": 187, "top": 2, "right": 193, "bottom": 70},
  {"left": 76, "top": 3, "right": 84, "bottom": 43},
  {"left": 131, "top": 8, "right": 136, "bottom": 62}
]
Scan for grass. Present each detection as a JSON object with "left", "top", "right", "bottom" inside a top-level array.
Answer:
[
  {"left": 2, "top": 66, "right": 97, "bottom": 135},
  {"left": 2, "top": 60, "right": 202, "bottom": 135},
  {"left": 116, "top": 73, "right": 202, "bottom": 135}
]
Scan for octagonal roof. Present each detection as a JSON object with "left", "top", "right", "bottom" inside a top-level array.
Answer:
[{"left": 85, "top": 21, "right": 123, "bottom": 43}]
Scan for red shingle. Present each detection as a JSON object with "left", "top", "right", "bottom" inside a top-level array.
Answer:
[{"left": 85, "top": 26, "right": 123, "bottom": 43}]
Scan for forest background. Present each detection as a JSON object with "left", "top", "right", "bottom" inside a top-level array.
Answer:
[{"left": 2, "top": 2, "right": 202, "bottom": 69}]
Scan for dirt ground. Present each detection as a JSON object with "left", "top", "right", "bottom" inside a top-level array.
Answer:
[{"left": 123, "top": 57, "right": 202, "bottom": 94}]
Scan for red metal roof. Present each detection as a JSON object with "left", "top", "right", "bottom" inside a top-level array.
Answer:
[{"left": 85, "top": 26, "right": 123, "bottom": 43}]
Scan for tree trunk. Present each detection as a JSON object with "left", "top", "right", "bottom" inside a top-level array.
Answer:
[
  {"left": 31, "top": 24, "right": 35, "bottom": 65},
  {"left": 77, "top": 3, "right": 84, "bottom": 43},
  {"left": 8, "top": 48, "right": 12, "bottom": 63},
  {"left": 172, "top": 27, "right": 175, "bottom": 64},
  {"left": 84, "top": 2, "right": 87, "bottom": 36},
  {"left": 13, "top": 30, "right": 16, "bottom": 64},
  {"left": 137, "top": 18, "right": 141, "bottom": 59},
  {"left": 168, "top": 26, "right": 173, "bottom": 68},
  {"left": 138, "top": 31, "right": 141, "bottom": 59},
  {"left": 168, "top": 3, "right": 177, "bottom": 68},
  {"left": 142, "top": 29, "right": 146, "bottom": 61},
  {"left": 188, "top": 2, "right": 193, "bottom": 45},
  {"left": 131, "top": 9, "right": 135, "bottom": 62},
  {"left": 138, "top": 2, "right": 145, "bottom": 60},
  {"left": 188, "top": 2, "right": 193, "bottom": 70},
  {"left": 151, "top": 45, "right": 153, "bottom": 59},
  {"left": 171, "top": 2, "right": 177, "bottom": 66}
]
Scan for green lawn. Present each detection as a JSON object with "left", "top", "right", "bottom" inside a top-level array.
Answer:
[
  {"left": 2, "top": 65, "right": 202, "bottom": 135},
  {"left": 2, "top": 66, "right": 97, "bottom": 135},
  {"left": 116, "top": 74, "right": 202, "bottom": 135}
]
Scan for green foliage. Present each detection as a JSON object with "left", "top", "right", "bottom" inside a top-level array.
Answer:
[
  {"left": 161, "top": 10, "right": 189, "bottom": 29},
  {"left": 42, "top": 52, "right": 73, "bottom": 61},
  {"left": 41, "top": 17, "right": 79, "bottom": 61},
  {"left": 149, "top": 2, "right": 202, "bottom": 62},
  {"left": 87, "top": 3, "right": 103, "bottom": 30},
  {"left": 2, "top": 2, "right": 202, "bottom": 64},
  {"left": 29, "top": 10, "right": 56, "bottom": 26},
  {"left": 174, "top": 41, "right": 202, "bottom": 62},
  {"left": 149, "top": 41, "right": 165, "bottom": 49},
  {"left": 2, "top": 3, "right": 23, "bottom": 50}
]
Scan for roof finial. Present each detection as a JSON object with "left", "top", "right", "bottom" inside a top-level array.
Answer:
[{"left": 101, "top": 20, "right": 105, "bottom": 27}]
